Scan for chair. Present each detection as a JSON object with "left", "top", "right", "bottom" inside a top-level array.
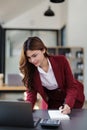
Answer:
[{"left": 7, "top": 74, "right": 23, "bottom": 86}]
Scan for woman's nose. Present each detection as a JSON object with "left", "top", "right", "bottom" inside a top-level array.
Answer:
[{"left": 30, "top": 57, "right": 35, "bottom": 63}]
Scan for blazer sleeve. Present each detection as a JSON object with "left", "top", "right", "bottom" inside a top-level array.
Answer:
[
  {"left": 62, "top": 56, "right": 84, "bottom": 108},
  {"left": 25, "top": 89, "right": 37, "bottom": 109}
]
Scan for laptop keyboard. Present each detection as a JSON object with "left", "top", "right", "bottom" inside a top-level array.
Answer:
[{"left": 33, "top": 117, "right": 41, "bottom": 127}]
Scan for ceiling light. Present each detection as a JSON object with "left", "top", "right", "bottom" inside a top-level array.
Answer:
[
  {"left": 44, "top": 6, "right": 55, "bottom": 16},
  {"left": 50, "top": 0, "right": 65, "bottom": 3}
]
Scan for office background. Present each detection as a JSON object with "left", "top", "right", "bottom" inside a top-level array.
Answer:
[{"left": 0, "top": 0, "right": 87, "bottom": 102}]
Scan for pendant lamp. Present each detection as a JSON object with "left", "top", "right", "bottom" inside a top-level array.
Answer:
[
  {"left": 44, "top": 6, "right": 55, "bottom": 16},
  {"left": 50, "top": 0, "right": 65, "bottom": 3}
]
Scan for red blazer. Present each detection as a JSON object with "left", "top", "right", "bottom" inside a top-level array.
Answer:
[{"left": 26, "top": 55, "right": 85, "bottom": 109}]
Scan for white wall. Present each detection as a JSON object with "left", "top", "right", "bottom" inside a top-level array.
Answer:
[
  {"left": 66, "top": 0, "right": 87, "bottom": 100},
  {"left": 3, "top": 1, "right": 67, "bottom": 29}
]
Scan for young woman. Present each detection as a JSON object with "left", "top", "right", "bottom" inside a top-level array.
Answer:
[{"left": 19, "top": 36, "right": 85, "bottom": 114}]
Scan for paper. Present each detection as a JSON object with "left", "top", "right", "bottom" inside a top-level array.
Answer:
[{"left": 48, "top": 110, "right": 70, "bottom": 120}]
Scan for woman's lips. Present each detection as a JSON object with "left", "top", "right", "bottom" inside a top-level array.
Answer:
[{"left": 33, "top": 62, "right": 38, "bottom": 66}]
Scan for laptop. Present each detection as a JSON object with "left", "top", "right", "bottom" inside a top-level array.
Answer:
[{"left": 0, "top": 101, "right": 40, "bottom": 128}]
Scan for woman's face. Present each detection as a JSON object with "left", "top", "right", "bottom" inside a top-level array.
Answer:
[{"left": 26, "top": 49, "right": 45, "bottom": 67}]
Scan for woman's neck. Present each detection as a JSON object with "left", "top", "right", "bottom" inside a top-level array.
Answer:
[{"left": 39, "top": 57, "right": 49, "bottom": 72}]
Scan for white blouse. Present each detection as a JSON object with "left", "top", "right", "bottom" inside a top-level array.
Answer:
[{"left": 37, "top": 59, "right": 58, "bottom": 90}]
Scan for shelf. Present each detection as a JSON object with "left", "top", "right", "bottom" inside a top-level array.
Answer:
[
  {"left": 47, "top": 46, "right": 84, "bottom": 83},
  {"left": 0, "top": 85, "right": 26, "bottom": 91}
]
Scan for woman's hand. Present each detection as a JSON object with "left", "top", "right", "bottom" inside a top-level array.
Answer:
[{"left": 59, "top": 104, "right": 71, "bottom": 114}]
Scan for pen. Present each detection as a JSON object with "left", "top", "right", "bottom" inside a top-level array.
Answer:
[
  {"left": 59, "top": 104, "right": 64, "bottom": 113},
  {"left": 62, "top": 104, "right": 64, "bottom": 109}
]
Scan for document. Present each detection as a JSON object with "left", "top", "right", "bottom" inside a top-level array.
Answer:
[{"left": 48, "top": 110, "right": 70, "bottom": 120}]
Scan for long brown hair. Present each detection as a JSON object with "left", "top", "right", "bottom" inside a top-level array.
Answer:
[{"left": 19, "top": 36, "right": 49, "bottom": 90}]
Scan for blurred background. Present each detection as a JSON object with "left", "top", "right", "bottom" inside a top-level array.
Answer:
[{"left": 0, "top": 0, "right": 87, "bottom": 108}]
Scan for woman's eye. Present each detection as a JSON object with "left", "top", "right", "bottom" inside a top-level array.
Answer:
[
  {"left": 27, "top": 53, "right": 39, "bottom": 60},
  {"left": 33, "top": 54, "right": 38, "bottom": 57}
]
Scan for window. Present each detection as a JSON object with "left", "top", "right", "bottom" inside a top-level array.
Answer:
[{"left": 5, "top": 29, "right": 58, "bottom": 84}]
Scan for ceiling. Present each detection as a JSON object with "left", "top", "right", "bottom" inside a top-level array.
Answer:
[{"left": 0, "top": 0, "right": 45, "bottom": 24}]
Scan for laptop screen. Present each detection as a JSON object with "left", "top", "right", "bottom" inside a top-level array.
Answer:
[{"left": 0, "top": 101, "right": 35, "bottom": 128}]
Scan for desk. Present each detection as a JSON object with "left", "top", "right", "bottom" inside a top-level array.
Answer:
[
  {"left": 0, "top": 109, "right": 87, "bottom": 130},
  {"left": 33, "top": 109, "right": 87, "bottom": 130},
  {"left": 0, "top": 85, "right": 26, "bottom": 91},
  {"left": 0, "top": 86, "right": 26, "bottom": 101}
]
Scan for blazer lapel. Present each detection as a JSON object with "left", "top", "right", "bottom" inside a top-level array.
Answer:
[
  {"left": 33, "top": 69, "right": 47, "bottom": 102},
  {"left": 49, "top": 57, "right": 62, "bottom": 89}
]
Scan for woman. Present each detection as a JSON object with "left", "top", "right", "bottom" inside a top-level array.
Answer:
[{"left": 19, "top": 36, "right": 85, "bottom": 114}]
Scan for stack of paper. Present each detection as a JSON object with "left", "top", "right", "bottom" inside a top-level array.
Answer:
[{"left": 48, "top": 110, "right": 70, "bottom": 120}]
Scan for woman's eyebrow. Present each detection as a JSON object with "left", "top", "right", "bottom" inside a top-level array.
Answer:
[{"left": 27, "top": 53, "right": 38, "bottom": 58}]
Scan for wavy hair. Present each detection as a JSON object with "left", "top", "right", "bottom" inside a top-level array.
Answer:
[{"left": 19, "top": 36, "right": 49, "bottom": 90}]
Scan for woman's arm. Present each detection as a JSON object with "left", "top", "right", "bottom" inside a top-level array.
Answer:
[
  {"left": 24, "top": 89, "right": 37, "bottom": 109},
  {"left": 62, "top": 56, "right": 78, "bottom": 108}
]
